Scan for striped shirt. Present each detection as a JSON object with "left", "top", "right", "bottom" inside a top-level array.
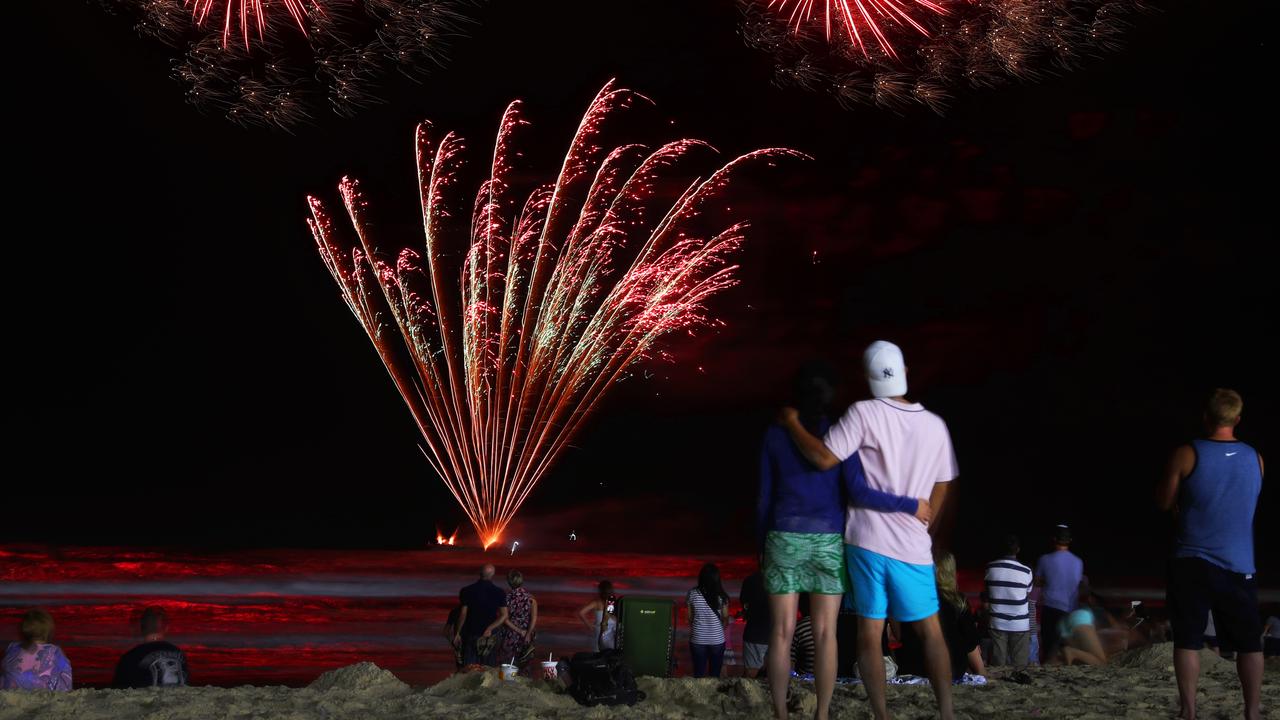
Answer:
[
  {"left": 984, "top": 557, "right": 1033, "bottom": 632},
  {"left": 686, "top": 589, "right": 726, "bottom": 645}
]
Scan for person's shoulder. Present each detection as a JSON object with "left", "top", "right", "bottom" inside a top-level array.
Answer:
[
  {"left": 918, "top": 407, "right": 951, "bottom": 431},
  {"left": 763, "top": 423, "right": 790, "bottom": 446}
]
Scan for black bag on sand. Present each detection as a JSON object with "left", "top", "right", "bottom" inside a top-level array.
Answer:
[{"left": 568, "top": 650, "right": 645, "bottom": 707}]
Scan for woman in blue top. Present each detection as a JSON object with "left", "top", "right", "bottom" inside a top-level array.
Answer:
[{"left": 760, "top": 364, "right": 929, "bottom": 720}]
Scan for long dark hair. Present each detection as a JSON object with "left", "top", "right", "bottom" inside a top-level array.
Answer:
[
  {"left": 696, "top": 563, "right": 728, "bottom": 612},
  {"left": 792, "top": 361, "right": 836, "bottom": 434}
]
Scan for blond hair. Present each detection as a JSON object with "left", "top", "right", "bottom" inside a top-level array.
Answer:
[
  {"left": 934, "top": 553, "right": 966, "bottom": 610},
  {"left": 20, "top": 608, "right": 54, "bottom": 647},
  {"left": 1206, "top": 388, "right": 1243, "bottom": 428}
]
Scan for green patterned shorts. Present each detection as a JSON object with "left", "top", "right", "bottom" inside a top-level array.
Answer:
[{"left": 763, "top": 531, "right": 849, "bottom": 595}]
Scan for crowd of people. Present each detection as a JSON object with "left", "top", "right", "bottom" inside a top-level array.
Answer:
[
  {"left": 2, "top": 345, "right": 1269, "bottom": 720},
  {"left": 747, "top": 344, "right": 1269, "bottom": 720},
  {"left": 436, "top": 344, "right": 1270, "bottom": 720}
]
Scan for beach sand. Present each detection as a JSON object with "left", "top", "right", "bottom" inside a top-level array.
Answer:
[{"left": 2, "top": 644, "right": 1275, "bottom": 719}]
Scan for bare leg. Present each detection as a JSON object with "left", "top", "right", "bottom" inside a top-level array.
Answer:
[
  {"left": 1237, "top": 651, "right": 1262, "bottom": 720},
  {"left": 857, "top": 616, "right": 890, "bottom": 720},
  {"left": 909, "top": 614, "right": 956, "bottom": 720},
  {"left": 809, "top": 594, "right": 842, "bottom": 720},
  {"left": 1174, "top": 648, "right": 1199, "bottom": 720},
  {"left": 1064, "top": 626, "right": 1107, "bottom": 665},
  {"left": 767, "top": 593, "right": 800, "bottom": 719}
]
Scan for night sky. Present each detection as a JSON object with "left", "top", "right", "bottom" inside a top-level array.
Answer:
[{"left": 8, "top": 2, "right": 1273, "bottom": 580}]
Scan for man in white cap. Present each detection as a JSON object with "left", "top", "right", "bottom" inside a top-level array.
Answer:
[{"left": 781, "top": 340, "right": 958, "bottom": 720}]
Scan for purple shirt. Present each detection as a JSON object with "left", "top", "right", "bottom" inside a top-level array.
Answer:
[
  {"left": 1035, "top": 550, "right": 1084, "bottom": 613},
  {"left": 2, "top": 642, "right": 73, "bottom": 691}
]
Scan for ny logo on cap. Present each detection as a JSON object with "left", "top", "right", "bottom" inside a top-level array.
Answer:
[{"left": 882, "top": 368, "right": 894, "bottom": 379}]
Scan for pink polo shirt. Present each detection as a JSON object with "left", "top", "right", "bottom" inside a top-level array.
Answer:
[{"left": 824, "top": 398, "right": 958, "bottom": 565}]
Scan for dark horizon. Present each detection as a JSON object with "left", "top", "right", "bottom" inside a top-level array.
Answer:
[{"left": 7, "top": 2, "right": 1273, "bottom": 581}]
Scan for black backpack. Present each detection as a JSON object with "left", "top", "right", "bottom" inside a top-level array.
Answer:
[{"left": 567, "top": 650, "right": 645, "bottom": 707}]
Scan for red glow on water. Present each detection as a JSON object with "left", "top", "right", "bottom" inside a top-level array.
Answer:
[{"left": 1, "top": 546, "right": 759, "bottom": 686}]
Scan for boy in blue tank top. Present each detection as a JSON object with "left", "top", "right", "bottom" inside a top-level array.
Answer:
[{"left": 1158, "top": 388, "right": 1264, "bottom": 720}]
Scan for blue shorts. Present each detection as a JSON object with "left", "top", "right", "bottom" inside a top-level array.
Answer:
[{"left": 845, "top": 545, "right": 939, "bottom": 622}]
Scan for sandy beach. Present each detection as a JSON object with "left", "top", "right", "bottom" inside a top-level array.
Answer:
[{"left": 3, "top": 644, "right": 1275, "bottom": 720}]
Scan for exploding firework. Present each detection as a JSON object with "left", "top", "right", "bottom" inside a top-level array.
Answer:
[
  {"left": 187, "top": 0, "right": 318, "bottom": 49},
  {"left": 308, "top": 83, "right": 802, "bottom": 548},
  {"left": 742, "top": 0, "right": 1141, "bottom": 113},
  {"left": 768, "top": 0, "right": 947, "bottom": 58},
  {"left": 101, "top": 0, "right": 477, "bottom": 128}
]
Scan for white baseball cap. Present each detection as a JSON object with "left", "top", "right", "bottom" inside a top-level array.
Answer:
[{"left": 864, "top": 340, "right": 907, "bottom": 398}]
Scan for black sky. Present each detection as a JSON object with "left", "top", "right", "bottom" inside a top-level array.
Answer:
[{"left": 7, "top": 2, "right": 1274, "bottom": 579}]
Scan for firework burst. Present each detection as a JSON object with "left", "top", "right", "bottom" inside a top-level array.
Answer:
[
  {"left": 768, "top": 0, "right": 947, "bottom": 58},
  {"left": 187, "top": 0, "right": 319, "bottom": 49},
  {"left": 101, "top": 0, "right": 477, "bottom": 128},
  {"left": 308, "top": 83, "right": 803, "bottom": 547},
  {"left": 743, "top": 0, "right": 1142, "bottom": 113}
]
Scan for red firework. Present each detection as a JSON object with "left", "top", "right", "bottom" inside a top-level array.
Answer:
[
  {"left": 767, "top": 0, "right": 947, "bottom": 58},
  {"left": 309, "top": 83, "right": 803, "bottom": 547},
  {"left": 187, "top": 0, "right": 319, "bottom": 49}
]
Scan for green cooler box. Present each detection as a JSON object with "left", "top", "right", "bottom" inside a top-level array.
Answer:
[{"left": 618, "top": 596, "right": 675, "bottom": 677}]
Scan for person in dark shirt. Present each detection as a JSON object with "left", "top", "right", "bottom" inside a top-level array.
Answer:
[
  {"left": 454, "top": 564, "right": 509, "bottom": 667},
  {"left": 738, "top": 569, "right": 770, "bottom": 677},
  {"left": 894, "top": 554, "right": 984, "bottom": 682},
  {"left": 112, "top": 607, "right": 189, "bottom": 688},
  {"left": 443, "top": 605, "right": 464, "bottom": 670}
]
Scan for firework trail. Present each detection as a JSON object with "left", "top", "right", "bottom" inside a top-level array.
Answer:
[
  {"left": 100, "top": 0, "right": 477, "bottom": 128},
  {"left": 744, "top": 0, "right": 1142, "bottom": 113},
  {"left": 186, "top": 0, "right": 317, "bottom": 49},
  {"left": 768, "top": 0, "right": 947, "bottom": 59},
  {"left": 308, "top": 83, "right": 803, "bottom": 547}
]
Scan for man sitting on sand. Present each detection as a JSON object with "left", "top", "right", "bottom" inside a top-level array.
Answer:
[
  {"left": 112, "top": 607, "right": 189, "bottom": 688},
  {"left": 455, "top": 564, "right": 509, "bottom": 667},
  {"left": 781, "top": 340, "right": 959, "bottom": 720},
  {"left": 1158, "top": 389, "right": 1264, "bottom": 720}
]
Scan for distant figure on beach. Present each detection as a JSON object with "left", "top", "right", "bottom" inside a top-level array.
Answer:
[
  {"left": 112, "top": 607, "right": 189, "bottom": 688},
  {"left": 1158, "top": 388, "right": 1264, "bottom": 720},
  {"left": 455, "top": 564, "right": 509, "bottom": 667},
  {"left": 738, "top": 568, "right": 770, "bottom": 678},
  {"left": 443, "top": 605, "right": 464, "bottom": 670},
  {"left": 895, "top": 553, "right": 984, "bottom": 681},
  {"left": 983, "top": 535, "right": 1033, "bottom": 667},
  {"left": 781, "top": 340, "right": 959, "bottom": 720},
  {"left": 577, "top": 581, "right": 618, "bottom": 652},
  {"left": 1046, "top": 607, "right": 1107, "bottom": 666},
  {"left": 1264, "top": 613, "right": 1280, "bottom": 658},
  {"left": 1034, "top": 524, "right": 1084, "bottom": 663},
  {"left": 685, "top": 563, "right": 730, "bottom": 678},
  {"left": 498, "top": 570, "right": 538, "bottom": 666},
  {"left": 764, "top": 361, "right": 927, "bottom": 719},
  {"left": 2, "top": 609, "right": 72, "bottom": 691}
]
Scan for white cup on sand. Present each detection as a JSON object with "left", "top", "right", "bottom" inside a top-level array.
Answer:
[
  {"left": 499, "top": 663, "right": 519, "bottom": 681},
  {"left": 540, "top": 661, "right": 558, "bottom": 680}
]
